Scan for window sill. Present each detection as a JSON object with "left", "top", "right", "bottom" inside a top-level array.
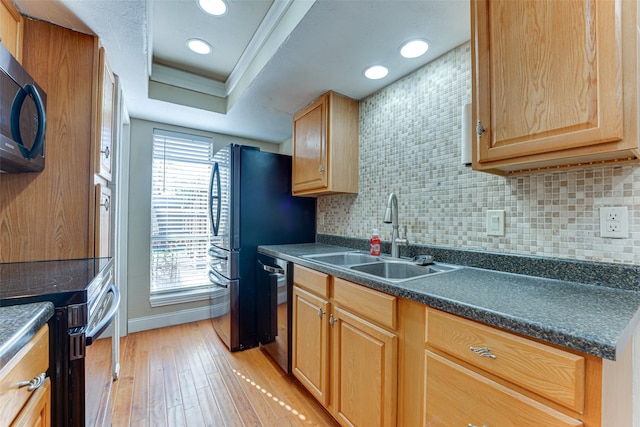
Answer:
[{"left": 150, "top": 286, "right": 227, "bottom": 307}]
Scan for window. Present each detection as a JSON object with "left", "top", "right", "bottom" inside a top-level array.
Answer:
[{"left": 150, "top": 129, "right": 215, "bottom": 296}]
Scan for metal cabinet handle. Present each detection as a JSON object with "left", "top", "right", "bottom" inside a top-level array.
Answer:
[
  {"left": 329, "top": 313, "right": 336, "bottom": 328},
  {"left": 18, "top": 373, "right": 46, "bottom": 391},
  {"left": 318, "top": 307, "right": 325, "bottom": 319},
  {"left": 469, "top": 346, "right": 496, "bottom": 359},
  {"left": 318, "top": 165, "right": 324, "bottom": 174},
  {"left": 101, "top": 197, "right": 110, "bottom": 211},
  {"left": 101, "top": 146, "right": 110, "bottom": 159},
  {"left": 476, "top": 120, "right": 486, "bottom": 138},
  {"left": 468, "top": 424, "right": 488, "bottom": 427}
]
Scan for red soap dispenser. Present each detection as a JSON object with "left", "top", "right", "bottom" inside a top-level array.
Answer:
[{"left": 370, "top": 229, "right": 381, "bottom": 256}]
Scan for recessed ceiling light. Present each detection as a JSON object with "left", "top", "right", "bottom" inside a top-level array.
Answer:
[
  {"left": 400, "top": 39, "right": 429, "bottom": 58},
  {"left": 187, "top": 38, "right": 212, "bottom": 55},
  {"left": 198, "top": 0, "right": 227, "bottom": 16},
  {"left": 364, "top": 65, "right": 388, "bottom": 80}
]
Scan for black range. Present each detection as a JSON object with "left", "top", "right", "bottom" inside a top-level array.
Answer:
[
  {"left": 0, "top": 257, "right": 118, "bottom": 427},
  {"left": 0, "top": 258, "right": 111, "bottom": 306}
]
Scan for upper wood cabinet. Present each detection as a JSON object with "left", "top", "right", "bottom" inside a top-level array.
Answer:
[
  {"left": 0, "top": 20, "right": 98, "bottom": 262},
  {"left": 94, "top": 47, "right": 115, "bottom": 182},
  {"left": 94, "top": 183, "right": 111, "bottom": 258},
  {"left": 292, "top": 91, "right": 359, "bottom": 196},
  {"left": 472, "top": 0, "right": 639, "bottom": 175},
  {"left": 0, "top": 0, "right": 23, "bottom": 62}
]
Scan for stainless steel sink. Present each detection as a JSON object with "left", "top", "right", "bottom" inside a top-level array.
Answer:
[
  {"left": 350, "top": 261, "right": 458, "bottom": 282},
  {"left": 302, "top": 251, "right": 460, "bottom": 282},
  {"left": 302, "top": 252, "right": 382, "bottom": 266}
]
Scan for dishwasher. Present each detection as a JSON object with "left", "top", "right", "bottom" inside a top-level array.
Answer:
[{"left": 256, "top": 253, "right": 292, "bottom": 373}]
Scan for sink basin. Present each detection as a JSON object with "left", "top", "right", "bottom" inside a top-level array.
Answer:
[
  {"left": 302, "top": 251, "right": 460, "bottom": 282},
  {"left": 302, "top": 252, "right": 381, "bottom": 266},
  {"left": 350, "top": 261, "right": 458, "bottom": 282}
]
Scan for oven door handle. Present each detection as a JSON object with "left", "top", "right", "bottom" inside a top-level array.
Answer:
[{"left": 85, "top": 284, "right": 120, "bottom": 346}]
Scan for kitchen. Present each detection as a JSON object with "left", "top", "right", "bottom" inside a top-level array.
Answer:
[{"left": 1, "top": 0, "right": 640, "bottom": 426}]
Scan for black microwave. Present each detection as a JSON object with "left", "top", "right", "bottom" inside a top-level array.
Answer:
[{"left": 0, "top": 42, "right": 47, "bottom": 173}]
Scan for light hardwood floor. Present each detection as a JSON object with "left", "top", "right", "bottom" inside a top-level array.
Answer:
[{"left": 101, "top": 319, "right": 339, "bottom": 426}]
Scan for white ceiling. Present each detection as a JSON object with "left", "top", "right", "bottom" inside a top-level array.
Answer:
[{"left": 13, "top": 0, "right": 470, "bottom": 143}]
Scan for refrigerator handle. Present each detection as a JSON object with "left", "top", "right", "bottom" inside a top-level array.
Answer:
[
  {"left": 208, "top": 270, "right": 228, "bottom": 288},
  {"left": 209, "top": 162, "right": 222, "bottom": 236}
]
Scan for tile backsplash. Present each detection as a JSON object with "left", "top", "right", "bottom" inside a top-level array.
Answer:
[{"left": 317, "top": 42, "right": 640, "bottom": 265}]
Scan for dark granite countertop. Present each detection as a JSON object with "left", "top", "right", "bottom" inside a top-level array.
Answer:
[
  {"left": 259, "top": 243, "right": 640, "bottom": 361},
  {"left": 0, "top": 258, "right": 113, "bottom": 307},
  {"left": 0, "top": 302, "right": 54, "bottom": 371}
]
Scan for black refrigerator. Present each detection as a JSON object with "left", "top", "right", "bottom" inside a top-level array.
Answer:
[{"left": 208, "top": 144, "right": 316, "bottom": 351}]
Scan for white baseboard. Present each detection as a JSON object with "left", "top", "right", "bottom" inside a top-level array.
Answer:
[{"left": 127, "top": 300, "right": 227, "bottom": 333}]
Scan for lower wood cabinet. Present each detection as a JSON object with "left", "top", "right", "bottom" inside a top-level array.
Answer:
[
  {"left": 292, "top": 285, "right": 330, "bottom": 406},
  {"left": 425, "top": 350, "right": 582, "bottom": 427},
  {"left": 0, "top": 325, "right": 50, "bottom": 427},
  {"left": 292, "top": 265, "right": 398, "bottom": 427},
  {"left": 332, "top": 306, "right": 397, "bottom": 427},
  {"left": 10, "top": 378, "right": 51, "bottom": 427},
  {"left": 291, "top": 263, "right": 635, "bottom": 427}
]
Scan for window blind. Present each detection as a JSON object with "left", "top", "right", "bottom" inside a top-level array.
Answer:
[{"left": 150, "top": 129, "right": 215, "bottom": 294}]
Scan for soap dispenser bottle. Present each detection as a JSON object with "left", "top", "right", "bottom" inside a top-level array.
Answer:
[{"left": 370, "top": 229, "right": 381, "bottom": 256}]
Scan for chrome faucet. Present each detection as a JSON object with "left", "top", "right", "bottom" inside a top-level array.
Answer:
[{"left": 383, "top": 192, "right": 408, "bottom": 258}]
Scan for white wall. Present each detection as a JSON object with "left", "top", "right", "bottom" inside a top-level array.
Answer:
[{"left": 126, "top": 118, "right": 280, "bottom": 331}]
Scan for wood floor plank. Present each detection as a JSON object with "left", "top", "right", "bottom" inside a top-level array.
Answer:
[
  {"left": 161, "top": 346, "right": 182, "bottom": 409},
  {"left": 231, "top": 348, "right": 299, "bottom": 422},
  {"left": 110, "top": 319, "right": 339, "bottom": 427},
  {"left": 212, "top": 352, "right": 264, "bottom": 426},
  {"left": 183, "top": 404, "right": 206, "bottom": 427},
  {"left": 196, "top": 385, "right": 226, "bottom": 427},
  {"left": 147, "top": 329, "right": 167, "bottom": 426},
  {"left": 166, "top": 404, "right": 186, "bottom": 427},
  {"left": 182, "top": 324, "right": 211, "bottom": 390},
  {"left": 206, "top": 371, "right": 245, "bottom": 427},
  {"left": 177, "top": 369, "right": 200, "bottom": 410},
  {"left": 130, "top": 349, "right": 150, "bottom": 422},
  {"left": 111, "top": 331, "right": 138, "bottom": 426}
]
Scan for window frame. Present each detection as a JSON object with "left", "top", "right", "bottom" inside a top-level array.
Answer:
[{"left": 149, "top": 128, "right": 221, "bottom": 304}]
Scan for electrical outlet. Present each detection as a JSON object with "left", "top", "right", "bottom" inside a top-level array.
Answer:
[{"left": 600, "top": 206, "right": 629, "bottom": 238}]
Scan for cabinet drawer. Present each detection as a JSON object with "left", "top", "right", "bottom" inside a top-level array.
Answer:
[
  {"left": 0, "top": 325, "right": 49, "bottom": 427},
  {"left": 293, "top": 264, "right": 330, "bottom": 298},
  {"left": 425, "top": 350, "right": 582, "bottom": 427},
  {"left": 426, "top": 309, "right": 584, "bottom": 412},
  {"left": 334, "top": 278, "right": 396, "bottom": 330}
]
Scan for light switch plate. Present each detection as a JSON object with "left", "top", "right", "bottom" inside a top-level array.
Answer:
[
  {"left": 487, "top": 210, "right": 505, "bottom": 236},
  {"left": 600, "top": 206, "right": 629, "bottom": 238}
]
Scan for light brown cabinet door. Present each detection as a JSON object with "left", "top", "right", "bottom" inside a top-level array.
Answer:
[
  {"left": 292, "top": 95, "right": 328, "bottom": 193},
  {"left": 332, "top": 307, "right": 397, "bottom": 427},
  {"left": 11, "top": 378, "right": 51, "bottom": 427},
  {"left": 95, "top": 184, "right": 111, "bottom": 258},
  {"left": 473, "top": 0, "right": 636, "bottom": 173},
  {"left": 292, "top": 91, "right": 359, "bottom": 196},
  {"left": 424, "top": 350, "right": 582, "bottom": 427},
  {"left": 0, "top": 0, "right": 23, "bottom": 62},
  {"left": 95, "top": 47, "right": 115, "bottom": 181},
  {"left": 292, "top": 286, "right": 330, "bottom": 406}
]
